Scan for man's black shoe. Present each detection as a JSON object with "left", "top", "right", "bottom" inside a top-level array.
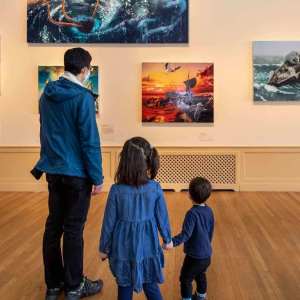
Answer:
[
  {"left": 192, "top": 293, "right": 207, "bottom": 300},
  {"left": 66, "top": 277, "right": 103, "bottom": 300},
  {"left": 45, "top": 282, "right": 64, "bottom": 300}
]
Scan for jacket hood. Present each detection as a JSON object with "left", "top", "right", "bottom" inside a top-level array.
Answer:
[{"left": 43, "top": 77, "right": 94, "bottom": 103}]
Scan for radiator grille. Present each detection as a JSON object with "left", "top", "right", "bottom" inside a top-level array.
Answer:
[{"left": 157, "top": 153, "right": 237, "bottom": 188}]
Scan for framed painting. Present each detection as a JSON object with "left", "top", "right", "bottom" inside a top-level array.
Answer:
[
  {"left": 38, "top": 66, "right": 99, "bottom": 112},
  {"left": 253, "top": 41, "right": 300, "bottom": 101},
  {"left": 27, "top": 0, "right": 188, "bottom": 44},
  {"left": 142, "top": 63, "right": 214, "bottom": 123}
]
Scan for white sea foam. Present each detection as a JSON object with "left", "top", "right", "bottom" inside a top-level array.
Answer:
[
  {"left": 264, "top": 84, "right": 278, "bottom": 93},
  {"left": 254, "top": 83, "right": 263, "bottom": 89},
  {"left": 255, "top": 93, "right": 267, "bottom": 101}
]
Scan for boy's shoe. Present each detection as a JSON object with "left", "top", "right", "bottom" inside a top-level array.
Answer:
[
  {"left": 65, "top": 276, "right": 103, "bottom": 300},
  {"left": 45, "top": 282, "right": 64, "bottom": 300}
]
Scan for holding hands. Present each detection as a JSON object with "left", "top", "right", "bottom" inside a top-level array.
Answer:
[
  {"left": 92, "top": 184, "right": 103, "bottom": 196},
  {"left": 162, "top": 240, "right": 174, "bottom": 251},
  {"left": 99, "top": 251, "right": 108, "bottom": 261}
]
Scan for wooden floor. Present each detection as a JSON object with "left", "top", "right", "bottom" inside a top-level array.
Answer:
[{"left": 0, "top": 191, "right": 299, "bottom": 300}]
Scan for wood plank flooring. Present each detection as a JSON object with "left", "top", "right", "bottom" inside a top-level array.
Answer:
[{"left": 0, "top": 191, "right": 299, "bottom": 300}]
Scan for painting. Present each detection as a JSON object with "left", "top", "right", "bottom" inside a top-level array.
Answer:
[
  {"left": 38, "top": 66, "right": 99, "bottom": 112},
  {"left": 253, "top": 41, "right": 300, "bottom": 101},
  {"left": 142, "top": 63, "right": 214, "bottom": 123},
  {"left": 27, "top": 0, "right": 188, "bottom": 44}
]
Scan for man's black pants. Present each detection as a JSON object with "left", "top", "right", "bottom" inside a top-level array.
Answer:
[
  {"left": 43, "top": 174, "right": 92, "bottom": 290},
  {"left": 180, "top": 255, "right": 211, "bottom": 298}
]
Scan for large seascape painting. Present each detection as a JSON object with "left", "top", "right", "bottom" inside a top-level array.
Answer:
[{"left": 27, "top": 0, "right": 188, "bottom": 43}]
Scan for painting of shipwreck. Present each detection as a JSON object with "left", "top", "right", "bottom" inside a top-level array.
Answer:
[
  {"left": 27, "top": 0, "right": 188, "bottom": 43},
  {"left": 142, "top": 63, "right": 214, "bottom": 123},
  {"left": 253, "top": 41, "right": 300, "bottom": 101}
]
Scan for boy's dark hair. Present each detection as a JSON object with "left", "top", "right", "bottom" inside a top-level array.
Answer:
[
  {"left": 64, "top": 48, "right": 92, "bottom": 76},
  {"left": 189, "top": 177, "right": 212, "bottom": 204},
  {"left": 115, "top": 137, "right": 160, "bottom": 186}
]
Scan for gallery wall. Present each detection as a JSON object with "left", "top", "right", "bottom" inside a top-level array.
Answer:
[{"left": 1, "top": 0, "right": 300, "bottom": 147}]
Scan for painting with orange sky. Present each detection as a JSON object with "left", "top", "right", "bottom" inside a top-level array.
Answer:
[{"left": 142, "top": 63, "right": 214, "bottom": 123}]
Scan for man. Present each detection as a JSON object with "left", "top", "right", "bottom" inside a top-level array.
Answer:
[{"left": 32, "top": 48, "right": 103, "bottom": 300}]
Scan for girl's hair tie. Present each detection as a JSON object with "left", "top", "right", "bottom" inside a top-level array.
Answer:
[{"left": 129, "top": 142, "right": 146, "bottom": 157}]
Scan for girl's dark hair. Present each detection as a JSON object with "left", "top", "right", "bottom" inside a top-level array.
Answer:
[
  {"left": 64, "top": 47, "right": 92, "bottom": 75},
  {"left": 189, "top": 177, "right": 212, "bottom": 204},
  {"left": 115, "top": 137, "right": 160, "bottom": 186}
]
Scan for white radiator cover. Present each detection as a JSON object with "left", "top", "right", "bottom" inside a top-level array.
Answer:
[{"left": 156, "top": 152, "right": 239, "bottom": 191}]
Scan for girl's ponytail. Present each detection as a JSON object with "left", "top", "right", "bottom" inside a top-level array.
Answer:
[{"left": 149, "top": 146, "right": 160, "bottom": 179}]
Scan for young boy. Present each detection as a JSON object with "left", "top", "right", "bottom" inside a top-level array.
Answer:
[{"left": 165, "top": 177, "right": 214, "bottom": 300}]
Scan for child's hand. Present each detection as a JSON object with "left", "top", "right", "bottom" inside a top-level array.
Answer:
[
  {"left": 99, "top": 252, "right": 108, "bottom": 261},
  {"left": 162, "top": 241, "right": 173, "bottom": 251},
  {"left": 92, "top": 184, "right": 103, "bottom": 196}
]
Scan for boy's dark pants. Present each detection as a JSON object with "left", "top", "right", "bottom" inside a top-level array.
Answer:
[
  {"left": 43, "top": 174, "right": 92, "bottom": 290},
  {"left": 180, "top": 256, "right": 211, "bottom": 298}
]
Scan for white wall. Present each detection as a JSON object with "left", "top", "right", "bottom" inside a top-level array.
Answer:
[{"left": 1, "top": 0, "right": 300, "bottom": 147}]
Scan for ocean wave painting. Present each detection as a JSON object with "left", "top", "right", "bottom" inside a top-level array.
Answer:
[
  {"left": 253, "top": 41, "right": 300, "bottom": 101},
  {"left": 38, "top": 66, "right": 100, "bottom": 112},
  {"left": 27, "top": 0, "right": 188, "bottom": 43}
]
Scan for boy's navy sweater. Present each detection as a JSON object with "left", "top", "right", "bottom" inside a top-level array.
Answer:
[{"left": 172, "top": 204, "right": 214, "bottom": 259}]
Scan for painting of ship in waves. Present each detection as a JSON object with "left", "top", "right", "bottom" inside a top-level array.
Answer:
[
  {"left": 142, "top": 63, "right": 214, "bottom": 123},
  {"left": 38, "top": 66, "right": 99, "bottom": 112},
  {"left": 27, "top": 0, "right": 188, "bottom": 44},
  {"left": 253, "top": 41, "right": 300, "bottom": 101}
]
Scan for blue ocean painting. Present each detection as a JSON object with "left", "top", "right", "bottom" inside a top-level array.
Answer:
[
  {"left": 27, "top": 0, "right": 188, "bottom": 44},
  {"left": 253, "top": 41, "right": 300, "bottom": 101},
  {"left": 38, "top": 65, "right": 99, "bottom": 95},
  {"left": 38, "top": 66, "right": 99, "bottom": 112}
]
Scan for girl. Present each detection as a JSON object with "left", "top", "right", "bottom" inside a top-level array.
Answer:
[{"left": 99, "top": 137, "right": 173, "bottom": 300}]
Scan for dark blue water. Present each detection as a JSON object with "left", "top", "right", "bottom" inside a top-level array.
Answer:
[{"left": 27, "top": 0, "right": 188, "bottom": 43}]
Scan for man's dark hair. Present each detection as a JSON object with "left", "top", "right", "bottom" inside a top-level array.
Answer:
[
  {"left": 189, "top": 177, "right": 212, "bottom": 204},
  {"left": 115, "top": 137, "right": 160, "bottom": 186},
  {"left": 64, "top": 48, "right": 92, "bottom": 76}
]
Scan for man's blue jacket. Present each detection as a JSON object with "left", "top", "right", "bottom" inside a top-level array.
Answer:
[{"left": 34, "top": 77, "right": 103, "bottom": 185}]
